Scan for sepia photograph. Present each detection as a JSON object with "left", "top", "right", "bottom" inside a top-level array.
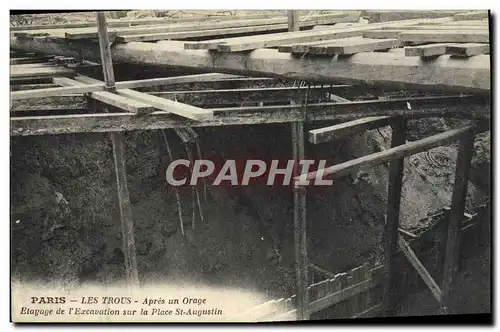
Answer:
[{"left": 8, "top": 8, "right": 491, "bottom": 324}]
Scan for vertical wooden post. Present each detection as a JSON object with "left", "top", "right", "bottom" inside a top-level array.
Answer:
[
  {"left": 440, "top": 131, "right": 475, "bottom": 313},
  {"left": 96, "top": 12, "right": 115, "bottom": 89},
  {"left": 96, "top": 11, "right": 139, "bottom": 287},
  {"left": 287, "top": 10, "right": 300, "bottom": 32},
  {"left": 383, "top": 118, "right": 407, "bottom": 316},
  {"left": 292, "top": 120, "right": 309, "bottom": 320}
]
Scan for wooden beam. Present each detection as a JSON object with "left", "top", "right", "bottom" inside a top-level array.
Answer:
[
  {"left": 10, "top": 56, "right": 52, "bottom": 65},
  {"left": 446, "top": 43, "right": 490, "bottom": 56},
  {"left": 116, "top": 24, "right": 291, "bottom": 42},
  {"left": 73, "top": 75, "right": 213, "bottom": 120},
  {"left": 292, "top": 119, "right": 308, "bottom": 320},
  {"left": 288, "top": 10, "right": 299, "bottom": 32},
  {"left": 278, "top": 37, "right": 363, "bottom": 54},
  {"left": 11, "top": 37, "right": 490, "bottom": 93},
  {"left": 117, "top": 89, "right": 213, "bottom": 121},
  {"left": 405, "top": 44, "right": 448, "bottom": 57},
  {"left": 398, "top": 30, "right": 490, "bottom": 43},
  {"left": 66, "top": 13, "right": 353, "bottom": 40},
  {"left": 115, "top": 14, "right": 358, "bottom": 42},
  {"left": 10, "top": 66, "right": 75, "bottom": 80},
  {"left": 53, "top": 77, "right": 153, "bottom": 114},
  {"left": 382, "top": 118, "right": 406, "bottom": 316},
  {"left": 391, "top": 25, "right": 489, "bottom": 30},
  {"left": 185, "top": 17, "right": 454, "bottom": 51},
  {"left": 398, "top": 236, "right": 442, "bottom": 302},
  {"left": 150, "top": 85, "right": 335, "bottom": 105},
  {"left": 12, "top": 81, "right": 104, "bottom": 100},
  {"left": 441, "top": 132, "right": 476, "bottom": 312},
  {"left": 10, "top": 96, "right": 489, "bottom": 136},
  {"left": 308, "top": 38, "right": 400, "bottom": 55},
  {"left": 97, "top": 11, "right": 139, "bottom": 289},
  {"left": 97, "top": 13, "right": 116, "bottom": 89},
  {"left": 295, "top": 126, "right": 475, "bottom": 185},
  {"left": 362, "top": 30, "right": 404, "bottom": 39},
  {"left": 308, "top": 116, "right": 392, "bottom": 144},
  {"left": 10, "top": 73, "right": 240, "bottom": 100},
  {"left": 453, "top": 11, "right": 489, "bottom": 21}
]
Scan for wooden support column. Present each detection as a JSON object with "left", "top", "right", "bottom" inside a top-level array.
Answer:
[
  {"left": 288, "top": 10, "right": 300, "bottom": 32},
  {"left": 440, "top": 132, "right": 476, "bottom": 312},
  {"left": 383, "top": 118, "right": 407, "bottom": 316},
  {"left": 97, "top": 11, "right": 139, "bottom": 287},
  {"left": 292, "top": 120, "right": 309, "bottom": 320}
]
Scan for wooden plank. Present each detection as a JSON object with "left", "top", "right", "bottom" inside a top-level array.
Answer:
[
  {"left": 399, "top": 30, "right": 490, "bottom": 43},
  {"left": 184, "top": 17, "right": 454, "bottom": 51},
  {"left": 279, "top": 37, "right": 364, "bottom": 54},
  {"left": 352, "top": 303, "right": 383, "bottom": 318},
  {"left": 116, "top": 24, "right": 291, "bottom": 42},
  {"left": 11, "top": 73, "right": 241, "bottom": 100},
  {"left": 454, "top": 11, "right": 489, "bottom": 21},
  {"left": 12, "top": 81, "right": 104, "bottom": 100},
  {"left": 10, "top": 66, "right": 75, "bottom": 79},
  {"left": 309, "top": 116, "right": 392, "bottom": 144},
  {"left": 150, "top": 85, "right": 333, "bottom": 105},
  {"left": 295, "top": 126, "right": 475, "bottom": 185},
  {"left": 308, "top": 275, "right": 380, "bottom": 314},
  {"left": 441, "top": 133, "right": 476, "bottom": 312},
  {"left": 10, "top": 83, "right": 58, "bottom": 91},
  {"left": 446, "top": 43, "right": 490, "bottom": 56},
  {"left": 117, "top": 89, "right": 213, "bottom": 121},
  {"left": 10, "top": 56, "right": 52, "bottom": 65},
  {"left": 11, "top": 38, "right": 490, "bottom": 93},
  {"left": 382, "top": 119, "right": 406, "bottom": 316},
  {"left": 432, "top": 20, "right": 488, "bottom": 26},
  {"left": 288, "top": 10, "right": 300, "bottom": 32},
  {"left": 308, "top": 38, "right": 400, "bottom": 55},
  {"left": 74, "top": 75, "right": 213, "bottom": 120},
  {"left": 97, "top": 12, "right": 116, "bottom": 89},
  {"left": 292, "top": 120, "right": 308, "bottom": 320},
  {"left": 405, "top": 43, "right": 449, "bottom": 57},
  {"left": 392, "top": 25, "right": 490, "bottom": 30},
  {"left": 97, "top": 11, "right": 140, "bottom": 290},
  {"left": 66, "top": 13, "right": 353, "bottom": 40},
  {"left": 55, "top": 76, "right": 153, "bottom": 114},
  {"left": 398, "top": 236, "right": 442, "bottom": 302},
  {"left": 362, "top": 30, "right": 404, "bottom": 39}
]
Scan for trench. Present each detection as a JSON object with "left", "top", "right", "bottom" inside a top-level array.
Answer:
[{"left": 10, "top": 67, "right": 491, "bottom": 316}]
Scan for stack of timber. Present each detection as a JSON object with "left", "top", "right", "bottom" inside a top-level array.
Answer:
[{"left": 11, "top": 11, "right": 361, "bottom": 42}]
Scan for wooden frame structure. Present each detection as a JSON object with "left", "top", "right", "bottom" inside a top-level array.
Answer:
[
  {"left": 296, "top": 117, "right": 480, "bottom": 318},
  {"left": 9, "top": 10, "right": 491, "bottom": 320}
]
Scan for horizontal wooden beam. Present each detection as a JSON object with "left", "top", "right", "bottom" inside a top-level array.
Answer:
[
  {"left": 10, "top": 95, "right": 489, "bottom": 136},
  {"left": 453, "top": 11, "right": 489, "bottom": 21},
  {"left": 309, "top": 116, "right": 392, "bottom": 144},
  {"left": 54, "top": 77, "right": 153, "bottom": 114},
  {"left": 308, "top": 272, "right": 381, "bottom": 314},
  {"left": 74, "top": 75, "right": 213, "bottom": 121},
  {"left": 117, "top": 89, "right": 213, "bottom": 121},
  {"left": 308, "top": 38, "right": 400, "bottom": 55},
  {"left": 446, "top": 43, "right": 490, "bottom": 56},
  {"left": 187, "top": 17, "right": 454, "bottom": 52},
  {"left": 398, "top": 236, "right": 442, "bottom": 302},
  {"left": 10, "top": 66, "right": 75, "bottom": 80},
  {"left": 10, "top": 37, "right": 490, "bottom": 93},
  {"left": 399, "top": 30, "right": 490, "bottom": 43},
  {"left": 10, "top": 73, "right": 242, "bottom": 100},
  {"left": 295, "top": 126, "right": 475, "bottom": 185},
  {"left": 115, "top": 14, "right": 359, "bottom": 43},
  {"left": 64, "top": 13, "right": 354, "bottom": 40},
  {"left": 405, "top": 44, "right": 449, "bottom": 57}
]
